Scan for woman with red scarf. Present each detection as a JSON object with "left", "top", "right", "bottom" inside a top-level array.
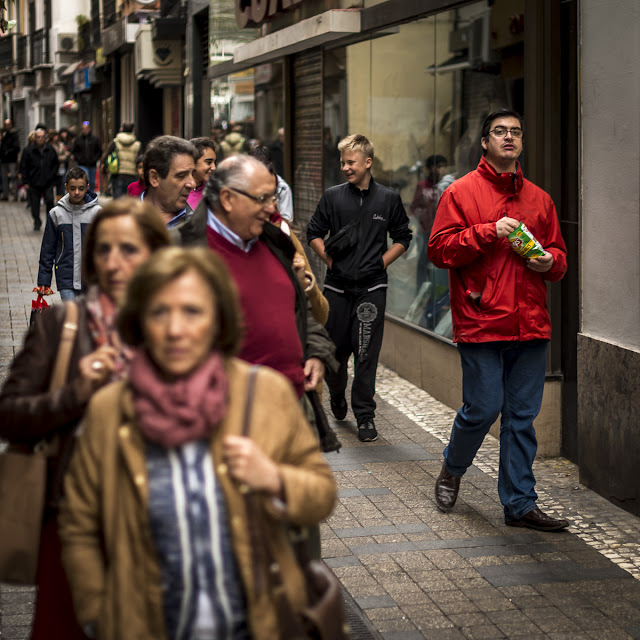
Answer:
[{"left": 0, "top": 198, "right": 171, "bottom": 639}]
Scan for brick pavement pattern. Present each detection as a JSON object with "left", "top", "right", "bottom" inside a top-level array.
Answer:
[{"left": 2, "top": 198, "right": 640, "bottom": 639}]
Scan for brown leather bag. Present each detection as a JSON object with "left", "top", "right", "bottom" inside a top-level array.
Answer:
[
  {"left": 0, "top": 302, "right": 78, "bottom": 584},
  {"left": 241, "top": 366, "right": 350, "bottom": 640}
]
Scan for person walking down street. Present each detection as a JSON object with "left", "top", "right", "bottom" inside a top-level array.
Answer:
[
  {"left": 0, "top": 199, "right": 171, "bottom": 639},
  {"left": 428, "top": 108, "right": 570, "bottom": 532},
  {"left": 19, "top": 127, "right": 58, "bottom": 231},
  {"left": 69, "top": 121, "right": 102, "bottom": 193},
  {"left": 101, "top": 122, "right": 142, "bottom": 198},
  {"left": 48, "top": 129, "right": 70, "bottom": 200},
  {"left": 187, "top": 136, "right": 217, "bottom": 210},
  {"left": 58, "top": 247, "right": 337, "bottom": 640},
  {"left": 142, "top": 135, "right": 196, "bottom": 228},
  {"left": 248, "top": 144, "right": 294, "bottom": 222},
  {"left": 307, "top": 134, "right": 412, "bottom": 442},
  {"left": 36, "top": 167, "right": 102, "bottom": 301},
  {"left": 0, "top": 118, "right": 20, "bottom": 200},
  {"left": 126, "top": 154, "right": 145, "bottom": 197}
]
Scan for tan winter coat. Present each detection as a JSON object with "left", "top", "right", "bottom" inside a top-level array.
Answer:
[
  {"left": 59, "top": 358, "right": 337, "bottom": 640},
  {"left": 114, "top": 132, "right": 141, "bottom": 177}
]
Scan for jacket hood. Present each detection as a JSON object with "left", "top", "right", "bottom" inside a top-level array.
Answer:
[
  {"left": 57, "top": 191, "right": 100, "bottom": 212},
  {"left": 476, "top": 155, "right": 523, "bottom": 196},
  {"left": 115, "top": 132, "right": 138, "bottom": 146}
]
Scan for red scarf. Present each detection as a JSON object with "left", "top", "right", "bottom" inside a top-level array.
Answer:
[{"left": 128, "top": 349, "right": 229, "bottom": 448}]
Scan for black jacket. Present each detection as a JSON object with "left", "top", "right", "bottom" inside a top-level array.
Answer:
[
  {"left": 307, "top": 178, "right": 412, "bottom": 289},
  {"left": 70, "top": 133, "right": 102, "bottom": 166},
  {"left": 173, "top": 201, "right": 337, "bottom": 372},
  {"left": 20, "top": 143, "right": 59, "bottom": 187},
  {"left": 0, "top": 127, "right": 20, "bottom": 163}
]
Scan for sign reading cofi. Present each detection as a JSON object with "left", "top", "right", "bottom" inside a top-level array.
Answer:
[{"left": 235, "top": 0, "right": 306, "bottom": 28}]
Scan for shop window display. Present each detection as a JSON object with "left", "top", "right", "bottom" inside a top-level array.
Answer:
[{"left": 323, "top": 0, "right": 525, "bottom": 340}]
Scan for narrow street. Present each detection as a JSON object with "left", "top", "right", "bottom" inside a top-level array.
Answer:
[{"left": 2, "top": 198, "right": 640, "bottom": 639}]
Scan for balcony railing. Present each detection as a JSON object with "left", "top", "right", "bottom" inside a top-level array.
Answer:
[
  {"left": 0, "top": 34, "right": 16, "bottom": 69},
  {"left": 30, "top": 28, "right": 49, "bottom": 66},
  {"left": 17, "top": 34, "right": 29, "bottom": 69}
]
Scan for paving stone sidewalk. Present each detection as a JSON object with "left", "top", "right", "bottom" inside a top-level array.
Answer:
[{"left": 2, "top": 199, "right": 640, "bottom": 639}]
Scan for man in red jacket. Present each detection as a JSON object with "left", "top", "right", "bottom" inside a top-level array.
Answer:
[{"left": 428, "top": 109, "right": 569, "bottom": 531}]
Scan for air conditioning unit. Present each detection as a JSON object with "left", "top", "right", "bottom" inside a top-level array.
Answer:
[{"left": 57, "top": 33, "right": 78, "bottom": 53}]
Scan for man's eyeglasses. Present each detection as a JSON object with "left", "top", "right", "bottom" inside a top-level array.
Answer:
[
  {"left": 228, "top": 187, "right": 278, "bottom": 206},
  {"left": 489, "top": 127, "right": 523, "bottom": 139}
]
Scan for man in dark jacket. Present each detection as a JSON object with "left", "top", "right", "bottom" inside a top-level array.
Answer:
[
  {"left": 19, "top": 128, "right": 58, "bottom": 231},
  {"left": 69, "top": 121, "right": 102, "bottom": 192},
  {"left": 0, "top": 119, "right": 20, "bottom": 200},
  {"left": 307, "top": 134, "right": 412, "bottom": 442}
]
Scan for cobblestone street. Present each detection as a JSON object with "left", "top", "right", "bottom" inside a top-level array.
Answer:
[{"left": 2, "top": 198, "right": 640, "bottom": 639}]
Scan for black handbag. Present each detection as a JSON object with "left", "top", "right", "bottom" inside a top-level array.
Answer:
[{"left": 241, "top": 367, "right": 349, "bottom": 640}]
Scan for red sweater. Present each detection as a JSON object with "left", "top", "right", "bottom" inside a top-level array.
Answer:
[{"left": 207, "top": 226, "right": 305, "bottom": 396}]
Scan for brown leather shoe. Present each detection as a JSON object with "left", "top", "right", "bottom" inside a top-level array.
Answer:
[
  {"left": 505, "top": 507, "right": 569, "bottom": 532},
  {"left": 435, "top": 463, "right": 460, "bottom": 512}
]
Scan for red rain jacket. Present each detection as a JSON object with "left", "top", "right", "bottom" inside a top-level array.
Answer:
[{"left": 428, "top": 156, "right": 567, "bottom": 343}]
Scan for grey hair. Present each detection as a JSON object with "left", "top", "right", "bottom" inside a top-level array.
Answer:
[
  {"left": 143, "top": 135, "right": 197, "bottom": 187},
  {"left": 203, "top": 154, "right": 267, "bottom": 212}
]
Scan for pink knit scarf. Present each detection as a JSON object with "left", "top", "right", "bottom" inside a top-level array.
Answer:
[{"left": 128, "top": 349, "right": 229, "bottom": 448}]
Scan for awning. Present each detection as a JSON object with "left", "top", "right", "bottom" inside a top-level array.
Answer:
[
  {"left": 208, "top": 9, "right": 361, "bottom": 79},
  {"left": 61, "top": 61, "right": 81, "bottom": 77}
]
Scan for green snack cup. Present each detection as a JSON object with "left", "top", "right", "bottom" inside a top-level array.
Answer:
[{"left": 507, "top": 222, "right": 545, "bottom": 258}]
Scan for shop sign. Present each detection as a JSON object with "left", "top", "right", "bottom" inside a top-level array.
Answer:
[{"left": 235, "top": 0, "right": 306, "bottom": 28}]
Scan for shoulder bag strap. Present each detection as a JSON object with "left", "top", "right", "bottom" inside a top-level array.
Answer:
[{"left": 49, "top": 301, "right": 79, "bottom": 392}]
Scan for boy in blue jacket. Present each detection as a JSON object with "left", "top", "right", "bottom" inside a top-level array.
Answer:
[{"left": 36, "top": 167, "right": 101, "bottom": 300}]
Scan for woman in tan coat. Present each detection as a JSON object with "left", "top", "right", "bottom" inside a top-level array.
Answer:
[{"left": 59, "top": 247, "right": 337, "bottom": 640}]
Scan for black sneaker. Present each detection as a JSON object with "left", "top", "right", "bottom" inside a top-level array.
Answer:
[
  {"left": 330, "top": 395, "right": 348, "bottom": 420},
  {"left": 357, "top": 420, "right": 378, "bottom": 442}
]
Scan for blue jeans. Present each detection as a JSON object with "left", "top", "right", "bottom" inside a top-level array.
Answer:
[
  {"left": 79, "top": 165, "right": 97, "bottom": 193},
  {"left": 59, "top": 289, "right": 81, "bottom": 301},
  {"left": 443, "top": 340, "right": 548, "bottom": 520}
]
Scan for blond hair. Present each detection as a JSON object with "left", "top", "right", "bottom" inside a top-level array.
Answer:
[{"left": 337, "top": 134, "right": 374, "bottom": 159}]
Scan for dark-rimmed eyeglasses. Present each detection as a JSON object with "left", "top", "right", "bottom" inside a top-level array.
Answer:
[
  {"left": 489, "top": 127, "right": 523, "bottom": 139},
  {"left": 227, "top": 187, "right": 278, "bottom": 206}
]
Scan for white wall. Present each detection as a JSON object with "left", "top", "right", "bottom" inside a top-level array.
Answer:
[{"left": 580, "top": 0, "right": 640, "bottom": 349}]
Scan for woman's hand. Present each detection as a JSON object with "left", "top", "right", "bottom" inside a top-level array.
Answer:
[
  {"left": 222, "top": 435, "right": 283, "bottom": 496},
  {"left": 77, "top": 346, "right": 118, "bottom": 397}
]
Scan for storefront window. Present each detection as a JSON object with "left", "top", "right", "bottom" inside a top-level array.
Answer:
[{"left": 323, "top": 0, "right": 524, "bottom": 340}]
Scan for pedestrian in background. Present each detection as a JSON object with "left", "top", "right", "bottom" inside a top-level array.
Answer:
[
  {"left": 18, "top": 128, "right": 58, "bottom": 231},
  {"left": 0, "top": 118, "right": 20, "bottom": 201},
  {"left": 101, "top": 122, "right": 142, "bottom": 198},
  {"left": 47, "top": 129, "right": 69, "bottom": 200},
  {"left": 248, "top": 144, "right": 294, "bottom": 221},
  {"left": 36, "top": 167, "right": 101, "bottom": 301},
  {"left": 126, "top": 154, "right": 145, "bottom": 197},
  {"left": 307, "top": 134, "right": 412, "bottom": 442},
  {"left": 59, "top": 246, "right": 337, "bottom": 640},
  {"left": 70, "top": 121, "right": 102, "bottom": 193},
  {"left": 0, "top": 199, "right": 171, "bottom": 639},
  {"left": 429, "top": 108, "right": 569, "bottom": 531},
  {"left": 187, "top": 136, "right": 217, "bottom": 210}
]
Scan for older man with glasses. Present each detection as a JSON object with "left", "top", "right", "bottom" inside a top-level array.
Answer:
[
  {"left": 428, "top": 108, "right": 569, "bottom": 532},
  {"left": 174, "top": 153, "right": 337, "bottom": 412}
]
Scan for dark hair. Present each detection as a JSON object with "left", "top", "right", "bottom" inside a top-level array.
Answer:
[
  {"left": 65, "top": 166, "right": 88, "bottom": 184},
  {"left": 247, "top": 144, "right": 275, "bottom": 174},
  {"left": 189, "top": 137, "right": 217, "bottom": 160},
  {"left": 135, "top": 154, "right": 144, "bottom": 166},
  {"left": 425, "top": 154, "right": 447, "bottom": 169},
  {"left": 203, "top": 154, "right": 267, "bottom": 213},
  {"left": 481, "top": 109, "right": 524, "bottom": 140},
  {"left": 82, "top": 198, "right": 171, "bottom": 285},
  {"left": 118, "top": 247, "right": 243, "bottom": 357},
  {"left": 143, "top": 136, "right": 197, "bottom": 187},
  {"left": 121, "top": 122, "right": 135, "bottom": 133}
]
